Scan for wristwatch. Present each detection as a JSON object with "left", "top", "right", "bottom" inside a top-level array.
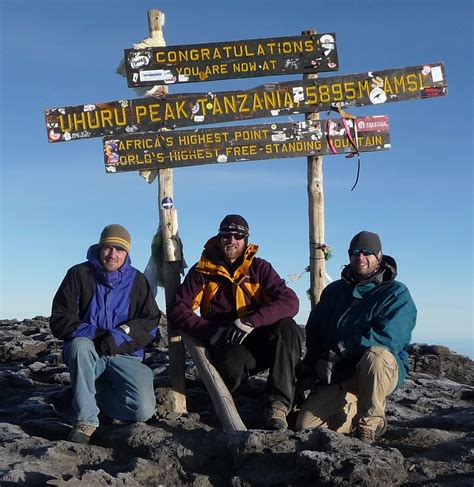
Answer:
[{"left": 119, "top": 324, "right": 130, "bottom": 334}]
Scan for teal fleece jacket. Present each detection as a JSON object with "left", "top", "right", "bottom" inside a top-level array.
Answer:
[{"left": 304, "top": 255, "right": 417, "bottom": 389}]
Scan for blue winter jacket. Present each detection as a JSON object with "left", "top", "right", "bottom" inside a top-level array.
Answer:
[
  {"left": 50, "top": 245, "right": 161, "bottom": 358},
  {"left": 304, "top": 255, "right": 417, "bottom": 389}
]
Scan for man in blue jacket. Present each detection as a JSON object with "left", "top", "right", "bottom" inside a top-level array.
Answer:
[
  {"left": 50, "top": 224, "right": 161, "bottom": 443},
  {"left": 296, "top": 231, "right": 416, "bottom": 444}
]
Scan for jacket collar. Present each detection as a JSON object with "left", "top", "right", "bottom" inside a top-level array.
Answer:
[
  {"left": 86, "top": 244, "right": 132, "bottom": 287},
  {"left": 342, "top": 254, "right": 398, "bottom": 287},
  {"left": 196, "top": 236, "right": 259, "bottom": 283}
]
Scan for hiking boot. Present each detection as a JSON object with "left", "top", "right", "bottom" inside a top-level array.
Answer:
[
  {"left": 67, "top": 423, "right": 97, "bottom": 444},
  {"left": 264, "top": 402, "right": 288, "bottom": 430},
  {"left": 351, "top": 420, "right": 387, "bottom": 445}
]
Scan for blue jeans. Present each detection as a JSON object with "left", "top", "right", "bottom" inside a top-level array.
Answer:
[{"left": 63, "top": 337, "right": 156, "bottom": 427}]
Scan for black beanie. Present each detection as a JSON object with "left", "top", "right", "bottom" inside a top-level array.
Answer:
[
  {"left": 218, "top": 214, "right": 249, "bottom": 236},
  {"left": 349, "top": 231, "right": 382, "bottom": 255}
]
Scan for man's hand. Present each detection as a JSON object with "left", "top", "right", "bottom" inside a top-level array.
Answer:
[
  {"left": 94, "top": 332, "right": 120, "bottom": 356},
  {"left": 315, "top": 356, "right": 337, "bottom": 384},
  {"left": 314, "top": 342, "right": 347, "bottom": 384},
  {"left": 224, "top": 318, "right": 254, "bottom": 346}
]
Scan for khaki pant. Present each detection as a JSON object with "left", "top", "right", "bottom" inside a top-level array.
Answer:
[{"left": 296, "top": 346, "right": 398, "bottom": 433}]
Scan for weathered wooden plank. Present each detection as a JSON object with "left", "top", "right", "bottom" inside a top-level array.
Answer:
[
  {"left": 102, "top": 116, "right": 390, "bottom": 173},
  {"left": 181, "top": 332, "right": 247, "bottom": 433},
  {"left": 124, "top": 34, "right": 339, "bottom": 86},
  {"left": 45, "top": 63, "right": 446, "bottom": 143}
]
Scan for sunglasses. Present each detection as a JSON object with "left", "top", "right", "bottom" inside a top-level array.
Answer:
[
  {"left": 220, "top": 232, "right": 246, "bottom": 241},
  {"left": 350, "top": 249, "right": 375, "bottom": 257}
]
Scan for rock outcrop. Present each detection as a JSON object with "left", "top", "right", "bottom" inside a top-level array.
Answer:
[{"left": 0, "top": 317, "right": 473, "bottom": 486}]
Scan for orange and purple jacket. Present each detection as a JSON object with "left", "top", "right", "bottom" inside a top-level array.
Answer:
[{"left": 168, "top": 237, "right": 299, "bottom": 341}]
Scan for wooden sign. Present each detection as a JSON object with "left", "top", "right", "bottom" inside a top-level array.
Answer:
[
  {"left": 45, "top": 63, "right": 446, "bottom": 143},
  {"left": 124, "top": 34, "right": 339, "bottom": 87},
  {"left": 102, "top": 115, "right": 390, "bottom": 173}
]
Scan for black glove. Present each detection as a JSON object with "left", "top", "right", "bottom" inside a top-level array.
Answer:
[
  {"left": 224, "top": 319, "right": 254, "bottom": 346},
  {"left": 94, "top": 332, "right": 120, "bottom": 356},
  {"left": 315, "top": 342, "right": 347, "bottom": 384},
  {"left": 209, "top": 319, "right": 254, "bottom": 347}
]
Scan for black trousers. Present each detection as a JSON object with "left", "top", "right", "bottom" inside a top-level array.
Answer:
[{"left": 209, "top": 318, "right": 304, "bottom": 410}]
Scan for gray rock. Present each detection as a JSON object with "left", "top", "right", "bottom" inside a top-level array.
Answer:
[{"left": 0, "top": 317, "right": 473, "bottom": 486}]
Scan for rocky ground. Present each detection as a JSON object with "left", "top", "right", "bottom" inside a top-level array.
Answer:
[{"left": 0, "top": 316, "right": 473, "bottom": 486}]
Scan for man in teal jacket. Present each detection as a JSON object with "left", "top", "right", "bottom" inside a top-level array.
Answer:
[{"left": 296, "top": 231, "right": 416, "bottom": 444}]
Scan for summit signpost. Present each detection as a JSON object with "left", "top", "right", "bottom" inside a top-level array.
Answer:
[
  {"left": 102, "top": 116, "right": 391, "bottom": 173},
  {"left": 45, "top": 63, "right": 446, "bottom": 144},
  {"left": 44, "top": 8, "right": 448, "bottom": 432},
  {"left": 123, "top": 33, "right": 339, "bottom": 86}
]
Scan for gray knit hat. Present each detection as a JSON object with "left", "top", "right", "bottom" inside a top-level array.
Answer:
[
  {"left": 348, "top": 231, "right": 382, "bottom": 255},
  {"left": 99, "top": 224, "right": 131, "bottom": 253}
]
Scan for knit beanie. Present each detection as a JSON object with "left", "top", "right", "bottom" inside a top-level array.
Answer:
[
  {"left": 218, "top": 214, "right": 249, "bottom": 236},
  {"left": 348, "top": 231, "right": 382, "bottom": 255},
  {"left": 99, "top": 224, "right": 131, "bottom": 253}
]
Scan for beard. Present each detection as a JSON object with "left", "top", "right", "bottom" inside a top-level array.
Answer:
[{"left": 222, "top": 245, "right": 243, "bottom": 263}]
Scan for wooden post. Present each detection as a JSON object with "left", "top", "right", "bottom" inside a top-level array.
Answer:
[
  {"left": 304, "top": 29, "right": 326, "bottom": 308},
  {"left": 158, "top": 170, "right": 187, "bottom": 417},
  {"left": 181, "top": 332, "right": 247, "bottom": 432},
  {"left": 148, "top": 9, "right": 187, "bottom": 417}
]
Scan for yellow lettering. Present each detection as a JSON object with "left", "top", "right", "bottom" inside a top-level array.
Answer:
[
  {"left": 358, "top": 80, "right": 371, "bottom": 98},
  {"left": 167, "top": 51, "right": 177, "bottom": 63},
  {"left": 213, "top": 47, "right": 222, "bottom": 59},
  {"left": 393, "top": 76, "right": 406, "bottom": 93},
  {"left": 237, "top": 94, "right": 250, "bottom": 112},
  {"left": 304, "top": 39, "right": 314, "bottom": 53},
  {"left": 175, "top": 100, "right": 188, "bottom": 120},
  {"left": 263, "top": 91, "right": 279, "bottom": 109},
  {"left": 331, "top": 83, "right": 344, "bottom": 101},
  {"left": 283, "top": 90, "right": 295, "bottom": 108},
  {"left": 319, "top": 84, "right": 331, "bottom": 103},
  {"left": 406, "top": 73, "right": 419, "bottom": 91},
  {"left": 73, "top": 112, "right": 87, "bottom": 130},
  {"left": 384, "top": 77, "right": 394, "bottom": 94},
  {"left": 305, "top": 85, "right": 318, "bottom": 105},
  {"left": 212, "top": 97, "right": 224, "bottom": 115},
  {"left": 135, "top": 105, "right": 148, "bottom": 123},
  {"left": 149, "top": 103, "right": 162, "bottom": 122},
  {"left": 223, "top": 95, "right": 238, "bottom": 113},
  {"left": 164, "top": 103, "right": 175, "bottom": 120},
  {"left": 86, "top": 111, "right": 101, "bottom": 129},
  {"left": 252, "top": 92, "right": 264, "bottom": 111},
  {"left": 343, "top": 81, "right": 356, "bottom": 100},
  {"left": 59, "top": 114, "right": 73, "bottom": 132}
]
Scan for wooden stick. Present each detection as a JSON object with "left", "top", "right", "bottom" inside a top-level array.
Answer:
[
  {"left": 304, "top": 29, "right": 326, "bottom": 308},
  {"left": 181, "top": 332, "right": 247, "bottom": 433}
]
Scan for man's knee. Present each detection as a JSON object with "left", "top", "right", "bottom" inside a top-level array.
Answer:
[
  {"left": 212, "top": 346, "right": 256, "bottom": 392},
  {"left": 357, "top": 346, "right": 398, "bottom": 395},
  {"left": 273, "top": 318, "right": 304, "bottom": 352},
  {"left": 126, "top": 391, "right": 156, "bottom": 422},
  {"left": 64, "top": 337, "right": 97, "bottom": 362},
  {"left": 358, "top": 346, "right": 397, "bottom": 373}
]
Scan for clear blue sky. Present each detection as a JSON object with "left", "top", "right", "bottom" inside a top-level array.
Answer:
[{"left": 1, "top": 0, "right": 472, "bottom": 357}]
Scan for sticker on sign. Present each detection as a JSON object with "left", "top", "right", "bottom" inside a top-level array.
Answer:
[
  {"left": 161, "top": 197, "right": 174, "bottom": 209},
  {"left": 139, "top": 70, "right": 175, "bottom": 82}
]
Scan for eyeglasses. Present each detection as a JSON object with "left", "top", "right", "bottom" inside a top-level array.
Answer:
[
  {"left": 350, "top": 249, "right": 375, "bottom": 257},
  {"left": 220, "top": 232, "right": 246, "bottom": 241}
]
